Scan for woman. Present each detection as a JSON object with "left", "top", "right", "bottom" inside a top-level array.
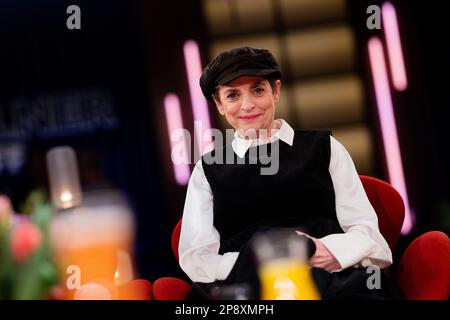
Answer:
[{"left": 178, "top": 47, "right": 399, "bottom": 300}]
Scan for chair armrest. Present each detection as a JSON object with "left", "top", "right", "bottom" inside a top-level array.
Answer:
[
  {"left": 153, "top": 277, "right": 191, "bottom": 300},
  {"left": 397, "top": 231, "right": 450, "bottom": 300}
]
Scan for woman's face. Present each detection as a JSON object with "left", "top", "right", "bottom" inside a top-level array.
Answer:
[{"left": 214, "top": 76, "right": 281, "bottom": 137}]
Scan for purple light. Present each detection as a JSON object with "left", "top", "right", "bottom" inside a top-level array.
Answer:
[
  {"left": 368, "top": 37, "right": 414, "bottom": 234},
  {"left": 382, "top": 2, "right": 408, "bottom": 91},
  {"left": 164, "top": 93, "right": 191, "bottom": 186},
  {"left": 183, "top": 40, "right": 214, "bottom": 156}
]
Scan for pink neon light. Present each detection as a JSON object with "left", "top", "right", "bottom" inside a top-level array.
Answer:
[
  {"left": 164, "top": 93, "right": 190, "bottom": 186},
  {"left": 382, "top": 2, "right": 408, "bottom": 91},
  {"left": 368, "top": 37, "right": 414, "bottom": 234},
  {"left": 183, "top": 40, "right": 214, "bottom": 156}
]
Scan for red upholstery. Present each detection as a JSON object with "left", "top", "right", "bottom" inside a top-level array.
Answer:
[
  {"left": 397, "top": 231, "right": 450, "bottom": 300},
  {"left": 150, "top": 220, "right": 190, "bottom": 300},
  {"left": 118, "top": 279, "right": 153, "bottom": 300},
  {"left": 153, "top": 277, "right": 191, "bottom": 300},
  {"left": 359, "top": 175, "right": 405, "bottom": 250},
  {"left": 171, "top": 219, "right": 183, "bottom": 262},
  {"left": 154, "top": 175, "right": 449, "bottom": 300}
]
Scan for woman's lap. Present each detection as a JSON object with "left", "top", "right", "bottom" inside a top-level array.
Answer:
[{"left": 185, "top": 229, "right": 402, "bottom": 300}]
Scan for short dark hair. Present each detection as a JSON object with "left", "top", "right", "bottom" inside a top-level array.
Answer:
[{"left": 212, "top": 77, "right": 277, "bottom": 103}]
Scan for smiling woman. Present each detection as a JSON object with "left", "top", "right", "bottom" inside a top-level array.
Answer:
[
  {"left": 213, "top": 76, "right": 281, "bottom": 139},
  {"left": 179, "top": 47, "right": 400, "bottom": 300}
]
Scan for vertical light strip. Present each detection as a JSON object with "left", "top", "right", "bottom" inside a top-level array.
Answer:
[
  {"left": 183, "top": 40, "right": 214, "bottom": 156},
  {"left": 164, "top": 93, "right": 190, "bottom": 186},
  {"left": 382, "top": 2, "right": 408, "bottom": 91},
  {"left": 368, "top": 37, "right": 413, "bottom": 234}
]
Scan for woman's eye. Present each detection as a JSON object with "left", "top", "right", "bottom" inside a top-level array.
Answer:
[
  {"left": 253, "top": 87, "right": 264, "bottom": 95},
  {"left": 226, "top": 92, "right": 239, "bottom": 99}
]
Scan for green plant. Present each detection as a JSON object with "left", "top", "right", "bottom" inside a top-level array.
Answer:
[{"left": 0, "top": 196, "right": 59, "bottom": 300}]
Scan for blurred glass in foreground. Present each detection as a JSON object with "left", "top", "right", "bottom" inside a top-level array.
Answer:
[
  {"left": 209, "top": 283, "right": 253, "bottom": 300},
  {"left": 49, "top": 189, "right": 136, "bottom": 299},
  {"left": 252, "top": 229, "right": 320, "bottom": 300},
  {"left": 45, "top": 146, "right": 149, "bottom": 299}
]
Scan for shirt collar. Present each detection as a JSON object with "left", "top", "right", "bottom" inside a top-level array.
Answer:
[{"left": 231, "top": 119, "right": 294, "bottom": 158}]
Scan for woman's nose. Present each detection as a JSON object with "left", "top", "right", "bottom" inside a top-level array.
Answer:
[{"left": 241, "top": 95, "right": 256, "bottom": 111}]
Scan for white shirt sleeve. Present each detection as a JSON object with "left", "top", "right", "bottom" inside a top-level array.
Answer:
[
  {"left": 319, "top": 136, "right": 393, "bottom": 271},
  {"left": 178, "top": 160, "right": 240, "bottom": 283}
]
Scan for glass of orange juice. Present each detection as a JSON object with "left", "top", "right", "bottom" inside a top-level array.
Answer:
[
  {"left": 50, "top": 189, "right": 135, "bottom": 300},
  {"left": 252, "top": 229, "right": 320, "bottom": 300}
]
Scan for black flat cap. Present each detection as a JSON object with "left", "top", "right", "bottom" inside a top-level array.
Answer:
[{"left": 200, "top": 47, "right": 282, "bottom": 103}]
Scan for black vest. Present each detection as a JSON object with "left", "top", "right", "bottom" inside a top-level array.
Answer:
[{"left": 202, "top": 130, "right": 343, "bottom": 254}]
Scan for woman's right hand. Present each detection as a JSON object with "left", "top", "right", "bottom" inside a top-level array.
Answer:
[{"left": 296, "top": 231, "right": 342, "bottom": 272}]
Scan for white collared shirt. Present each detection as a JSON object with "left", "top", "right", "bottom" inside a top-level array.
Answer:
[
  {"left": 179, "top": 119, "right": 392, "bottom": 283},
  {"left": 231, "top": 119, "right": 293, "bottom": 158}
]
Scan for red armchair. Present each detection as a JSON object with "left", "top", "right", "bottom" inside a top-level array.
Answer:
[
  {"left": 152, "top": 219, "right": 191, "bottom": 300},
  {"left": 397, "top": 231, "right": 450, "bottom": 299},
  {"left": 153, "top": 176, "right": 450, "bottom": 300}
]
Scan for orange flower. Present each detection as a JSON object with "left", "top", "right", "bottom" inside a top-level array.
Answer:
[{"left": 10, "top": 222, "right": 42, "bottom": 263}]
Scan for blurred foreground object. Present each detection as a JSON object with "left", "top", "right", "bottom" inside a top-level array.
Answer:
[
  {"left": 0, "top": 195, "right": 59, "bottom": 299},
  {"left": 209, "top": 283, "right": 253, "bottom": 300},
  {"left": 49, "top": 189, "right": 151, "bottom": 299},
  {"left": 252, "top": 229, "right": 320, "bottom": 300},
  {"left": 46, "top": 147, "right": 82, "bottom": 210},
  {"left": 45, "top": 145, "right": 151, "bottom": 300}
]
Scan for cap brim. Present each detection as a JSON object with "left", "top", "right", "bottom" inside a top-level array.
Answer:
[{"left": 217, "top": 68, "right": 280, "bottom": 85}]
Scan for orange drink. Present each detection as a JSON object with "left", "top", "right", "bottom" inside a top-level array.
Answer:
[
  {"left": 252, "top": 229, "right": 321, "bottom": 300},
  {"left": 259, "top": 258, "right": 320, "bottom": 300},
  {"left": 50, "top": 190, "right": 135, "bottom": 299}
]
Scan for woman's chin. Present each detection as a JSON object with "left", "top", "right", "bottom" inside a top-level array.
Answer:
[
  {"left": 237, "top": 119, "right": 264, "bottom": 130},
  {"left": 237, "top": 124, "right": 263, "bottom": 135}
]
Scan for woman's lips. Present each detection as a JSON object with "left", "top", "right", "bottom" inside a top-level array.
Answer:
[{"left": 239, "top": 114, "right": 261, "bottom": 121}]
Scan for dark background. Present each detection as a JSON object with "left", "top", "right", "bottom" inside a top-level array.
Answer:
[{"left": 0, "top": 0, "right": 448, "bottom": 282}]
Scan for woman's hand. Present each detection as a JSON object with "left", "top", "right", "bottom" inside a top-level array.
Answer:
[{"left": 296, "top": 231, "right": 342, "bottom": 272}]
